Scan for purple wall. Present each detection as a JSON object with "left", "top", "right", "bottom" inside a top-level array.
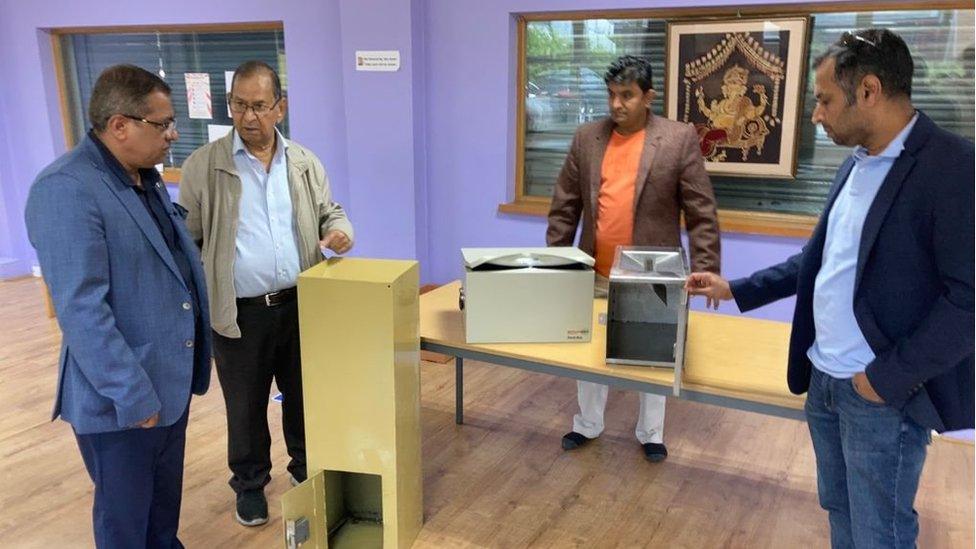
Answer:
[
  {"left": 336, "top": 0, "right": 424, "bottom": 262},
  {"left": 412, "top": 0, "right": 432, "bottom": 276},
  {"left": 0, "top": 0, "right": 864, "bottom": 323},
  {"left": 0, "top": 61, "right": 16, "bottom": 277},
  {"left": 0, "top": 7, "right": 31, "bottom": 278}
]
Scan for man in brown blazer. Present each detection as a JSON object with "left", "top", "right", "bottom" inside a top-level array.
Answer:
[{"left": 547, "top": 55, "right": 721, "bottom": 462}]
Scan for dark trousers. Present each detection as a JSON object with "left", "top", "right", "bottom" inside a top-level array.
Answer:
[
  {"left": 74, "top": 406, "right": 189, "bottom": 549},
  {"left": 212, "top": 297, "right": 306, "bottom": 494}
]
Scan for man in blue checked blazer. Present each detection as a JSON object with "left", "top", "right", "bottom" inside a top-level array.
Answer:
[
  {"left": 686, "top": 29, "right": 973, "bottom": 549},
  {"left": 25, "top": 65, "right": 211, "bottom": 549}
]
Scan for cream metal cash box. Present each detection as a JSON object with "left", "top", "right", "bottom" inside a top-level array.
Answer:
[{"left": 461, "top": 247, "right": 595, "bottom": 343}]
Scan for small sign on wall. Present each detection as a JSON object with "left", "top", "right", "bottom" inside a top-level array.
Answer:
[
  {"left": 355, "top": 50, "right": 400, "bottom": 72},
  {"left": 184, "top": 72, "right": 213, "bottom": 119}
]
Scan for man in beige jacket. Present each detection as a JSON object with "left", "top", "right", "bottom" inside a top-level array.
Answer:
[{"left": 179, "top": 60, "right": 353, "bottom": 527}]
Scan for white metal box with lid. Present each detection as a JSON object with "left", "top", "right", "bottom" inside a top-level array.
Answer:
[{"left": 460, "top": 247, "right": 595, "bottom": 343}]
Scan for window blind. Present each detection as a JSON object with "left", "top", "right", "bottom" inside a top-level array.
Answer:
[{"left": 59, "top": 28, "right": 288, "bottom": 168}]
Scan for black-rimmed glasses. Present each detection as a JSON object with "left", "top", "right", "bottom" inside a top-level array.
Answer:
[{"left": 122, "top": 114, "right": 177, "bottom": 133}]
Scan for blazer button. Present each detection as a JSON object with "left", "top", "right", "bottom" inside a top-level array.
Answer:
[
  {"left": 185, "top": 340, "right": 194, "bottom": 348},
  {"left": 182, "top": 302, "right": 192, "bottom": 310}
]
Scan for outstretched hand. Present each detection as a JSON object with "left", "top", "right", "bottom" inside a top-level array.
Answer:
[{"left": 685, "top": 272, "right": 733, "bottom": 310}]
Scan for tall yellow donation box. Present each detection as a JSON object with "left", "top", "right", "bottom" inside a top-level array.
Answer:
[{"left": 281, "top": 258, "right": 421, "bottom": 549}]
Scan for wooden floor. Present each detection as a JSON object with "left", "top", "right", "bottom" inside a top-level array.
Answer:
[{"left": 0, "top": 276, "right": 972, "bottom": 548}]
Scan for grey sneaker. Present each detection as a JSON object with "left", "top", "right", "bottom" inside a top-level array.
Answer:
[{"left": 235, "top": 490, "right": 269, "bottom": 527}]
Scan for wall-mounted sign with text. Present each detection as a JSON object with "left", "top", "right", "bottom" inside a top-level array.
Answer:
[{"left": 355, "top": 50, "right": 401, "bottom": 72}]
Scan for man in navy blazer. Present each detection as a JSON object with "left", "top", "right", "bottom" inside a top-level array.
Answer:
[
  {"left": 687, "top": 29, "right": 973, "bottom": 548},
  {"left": 25, "top": 65, "right": 211, "bottom": 548}
]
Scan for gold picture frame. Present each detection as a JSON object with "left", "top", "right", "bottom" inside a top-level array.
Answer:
[{"left": 666, "top": 17, "right": 810, "bottom": 178}]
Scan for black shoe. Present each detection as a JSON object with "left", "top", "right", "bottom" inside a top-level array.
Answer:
[
  {"left": 642, "top": 442, "right": 668, "bottom": 462},
  {"left": 561, "top": 431, "right": 593, "bottom": 450},
  {"left": 235, "top": 490, "right": 269, "bottom": 527}
]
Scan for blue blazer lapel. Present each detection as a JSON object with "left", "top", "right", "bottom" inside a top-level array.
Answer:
[
  {"left": 853, "top": 152, "right": 915, "bottom": 293},
  {"left": 798, "top": 157, "right": 854, "bottom": 284},
  {"left": 812, "top": 156, "right": 855, "bottom": 245},
  {"left": 93, "top": 159, "right": 187, "bottom": 291},
  {"left": 853, "top": 113, "right": 933, "bottom": 293},
  {"left": 151, "top": 179, "right": 203, "bottom": 291}
]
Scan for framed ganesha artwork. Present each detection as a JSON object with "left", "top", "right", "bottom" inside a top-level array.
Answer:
[{"left": 666, "top": 17, "right": 810, "bottom": 178}]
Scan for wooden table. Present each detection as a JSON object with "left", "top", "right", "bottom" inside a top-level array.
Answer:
[{"left": 420, "top": 281, "right": 805, "bottom": 424}]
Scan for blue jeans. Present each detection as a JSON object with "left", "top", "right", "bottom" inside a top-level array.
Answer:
[{"left": 805, "top": 367, "right": 930, "bottom": 549}]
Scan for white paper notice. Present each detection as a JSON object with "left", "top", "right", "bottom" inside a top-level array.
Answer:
[
  {"left": 184, "top": 73, "right": 212, "bottom": 119},
  {"left": 355, "top": 50, "right": 400, "bottom": 72},
  {"left": 207, "top": 124, "right": 233, "bottom": 143},
  {"left": 224, "top": 70, "right": 235, "bottom": 117}
]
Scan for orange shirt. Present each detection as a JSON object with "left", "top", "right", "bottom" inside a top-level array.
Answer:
[{"left": 594, "top": 129, "right": 645, "bottom": 277}]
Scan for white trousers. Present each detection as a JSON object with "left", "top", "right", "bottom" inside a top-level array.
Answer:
[
  {"left": 571, "top": 381, "right": 666, "bottom": 444},
  {"left": 579, "top": 275, "right": 666, "bottom": 444}
]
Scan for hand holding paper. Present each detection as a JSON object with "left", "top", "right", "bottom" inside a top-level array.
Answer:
[{"left": 319, "top": 230, "right": 352, "bottom": 255}]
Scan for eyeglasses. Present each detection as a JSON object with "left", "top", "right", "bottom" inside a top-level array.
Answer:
[
  {"left": 841, "top": 31, "right": 879, "bottom": 50},
  {"left": 227, "top": 96, "right": 282, "bottom": 116},
  {"left": 122, "top": 114, "right": 177, "bottom": 133}
]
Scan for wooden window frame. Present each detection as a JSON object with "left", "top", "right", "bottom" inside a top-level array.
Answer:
[
  {"left": 504, "top": 0, "right": 970, "bottom": 238},
  {"left": 49, "top": 21, "right": 284, "bottom": 185}
]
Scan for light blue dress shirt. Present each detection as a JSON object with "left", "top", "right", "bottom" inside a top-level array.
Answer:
[
  {"left": 232, "top": 129, "right": 302, "bottom": 298},
  {"left": 807, "top": 113, "right": 919, "bottom": 379}
]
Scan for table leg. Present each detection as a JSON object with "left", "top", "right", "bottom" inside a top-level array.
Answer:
[{"left": 455, "top": 356, "right": 463, "bottom": 425}]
